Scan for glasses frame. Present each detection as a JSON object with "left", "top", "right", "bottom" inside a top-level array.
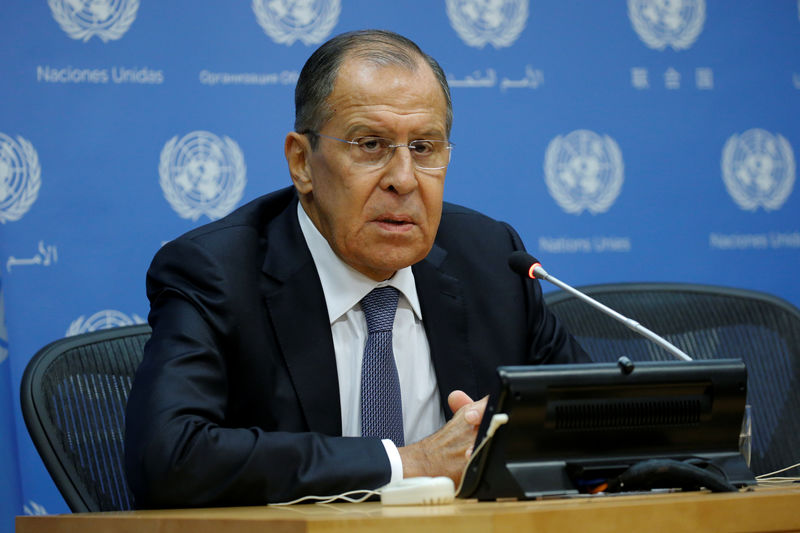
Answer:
[{"left": 306, "top": 131, "right": 454, "bottom": 171}]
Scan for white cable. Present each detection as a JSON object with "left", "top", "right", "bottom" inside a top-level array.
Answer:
[
  {"left": 755, "top": 461, "right": 800, "bottom": 485},
  {"left": 269, "top": 489, "right": 380, "bottom": 506},
  {"left": 455, "top": 413, "right": 509, "bottom": 495},
  {"left": 272, "top": 414, "right": 511, "bottom": 506}
]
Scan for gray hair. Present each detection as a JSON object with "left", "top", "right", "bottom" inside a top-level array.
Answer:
[{"left": 294, "top": 29, "right": 453, "bottom": 148}]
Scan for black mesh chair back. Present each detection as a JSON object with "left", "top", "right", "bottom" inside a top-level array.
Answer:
[
  {"left": 543, "top": 283, "right": 800, "bottom": 476},
  {"left": 20, "top": 324, "right": 151, "bottom": 512}
]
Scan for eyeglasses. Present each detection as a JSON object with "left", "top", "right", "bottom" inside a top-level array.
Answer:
[{"left": 308, "top": 132, "right": 454, "bottom": 170}]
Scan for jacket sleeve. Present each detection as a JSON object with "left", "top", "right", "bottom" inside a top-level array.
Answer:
[{"left": 124, "top": 237, "right": 390, "bottom": 509}]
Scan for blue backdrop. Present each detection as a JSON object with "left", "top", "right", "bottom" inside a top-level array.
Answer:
[{"left": 1, "top": 1, "right": 798, "bottom": 529}]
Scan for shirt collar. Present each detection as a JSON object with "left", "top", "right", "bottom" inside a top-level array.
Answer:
[{"left": 297, "top": 201, "right": 423, "bottom": 325}]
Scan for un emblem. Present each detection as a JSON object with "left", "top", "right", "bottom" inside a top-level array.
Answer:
[
  {"left": 159, "top": 131, "right": 247, "bottom": 222},
  {"left": 67, "top": 309, "right": 145, "bottom": 336},
  {"left": 721, "top": 129, "right": 795, "bottom": 212},
  {"left": 628, "top": 0, "right": 705, "bottom": 51},
  {"left": 0, "top": 133, "right": 41, "bottom": 224},
  {"left": 446, "top": 0, "right": 528, "bottom": 49},
  {"left": 544, "top": 130, "right": 624, "bottom": 215},
  {"left": 252, "top": 0, "right": 340, "bottom": 46},
  {"left": 48, "top": 0, "right": 139, "bottom": 42}
]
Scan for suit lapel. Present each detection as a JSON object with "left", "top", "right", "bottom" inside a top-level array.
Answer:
[
  {"left": 261, "top": 198, "right": 342, "bottom": 436},
  {"left": 413, "top": 244, "right": 477, "bottom": 416}
]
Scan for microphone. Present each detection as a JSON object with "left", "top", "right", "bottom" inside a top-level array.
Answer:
[{"left": 508, "top": 251, "right": 692, "bottom": 362}]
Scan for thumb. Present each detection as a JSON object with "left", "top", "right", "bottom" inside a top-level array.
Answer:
[{"left": 447, "top": 390, "right": 474, "bottom": 415}]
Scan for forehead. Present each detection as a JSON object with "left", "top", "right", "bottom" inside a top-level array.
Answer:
[{"left": 324, "top": 57, "right": 448, "bottom": 136}]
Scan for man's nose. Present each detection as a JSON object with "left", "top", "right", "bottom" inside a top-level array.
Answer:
[{"left": 381, "top": 146, "right": 418, "bottom": 194}]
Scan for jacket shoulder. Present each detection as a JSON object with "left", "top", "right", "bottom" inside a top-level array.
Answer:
[
  {"left": 175, "top": 186, "right": 297, "bottom": 244},
  {"left": 439, "top": 201, "right": 517, "bottom": 241}
]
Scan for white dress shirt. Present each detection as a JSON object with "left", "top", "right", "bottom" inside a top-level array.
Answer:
[{"left": 297, "top": 202, "right": 445, "bottom": 482}]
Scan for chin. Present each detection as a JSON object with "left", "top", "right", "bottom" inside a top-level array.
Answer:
[{"left": 379, "top": 247, "right": 430, "bottom": 271}]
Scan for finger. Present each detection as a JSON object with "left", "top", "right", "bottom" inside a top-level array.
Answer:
[
  {"left": 463, "top": 407, "right": 481, "bottom": 425},
  {"left": 447, "top": 389, "right": 474, "bottom": 414},
  {"left": 463, "top": 395, "right": 489, "bottom": 426}
]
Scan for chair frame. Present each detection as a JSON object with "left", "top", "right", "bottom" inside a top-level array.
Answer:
[{"left": 20, "top": 324, "right": 151, "bottom": 512}]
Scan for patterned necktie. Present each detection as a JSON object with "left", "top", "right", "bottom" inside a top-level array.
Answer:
[{"left": 359, "top": 286, "right": 404, "bottom": 446}]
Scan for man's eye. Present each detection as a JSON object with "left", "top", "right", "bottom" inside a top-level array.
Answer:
[
  {"left": 410, "top": 141, "right": 435, "bottom": 155},
  {"left": 355, "top": 137, "right": 387, "bottom": 153}
]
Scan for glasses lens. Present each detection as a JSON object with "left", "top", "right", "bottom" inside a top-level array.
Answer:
[
  {"left": 348, "top": 137, "right": 451, "bottom": 170},
  {"left": 409, "top": 140, "right": 450, "bottom": 170},
  {"left": 350, "top": 137, "right": 391, "bottom": 166}
]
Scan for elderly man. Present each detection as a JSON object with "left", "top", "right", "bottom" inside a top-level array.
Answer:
[{"left": 125, "top": 29, "right": 587, "bottom": 509}]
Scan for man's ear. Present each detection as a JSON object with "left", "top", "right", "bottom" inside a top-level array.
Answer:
[{"left": 285, "top": 132, "right": 313, "bottom": 194}]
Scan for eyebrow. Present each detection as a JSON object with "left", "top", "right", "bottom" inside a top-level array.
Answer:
[{"left": 343, "top": 124, "right": 447, "bottom": 140}]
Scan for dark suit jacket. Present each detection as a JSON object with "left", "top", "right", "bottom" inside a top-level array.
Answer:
[{"left": 125, "top": 186, "right": 587, "bottom": 508}]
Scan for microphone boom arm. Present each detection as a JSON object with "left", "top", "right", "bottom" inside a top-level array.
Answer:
[{"left": 534, "top": 265, "right": 693, "bottom": 362}]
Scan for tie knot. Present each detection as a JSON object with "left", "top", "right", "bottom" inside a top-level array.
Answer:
[{"left": 360, "top": 286, "right": 399, "bottom": 333}]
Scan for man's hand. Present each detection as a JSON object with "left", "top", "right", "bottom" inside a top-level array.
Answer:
[{"left": 398, "top": 391, "right": 487, "bottom": 485}]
